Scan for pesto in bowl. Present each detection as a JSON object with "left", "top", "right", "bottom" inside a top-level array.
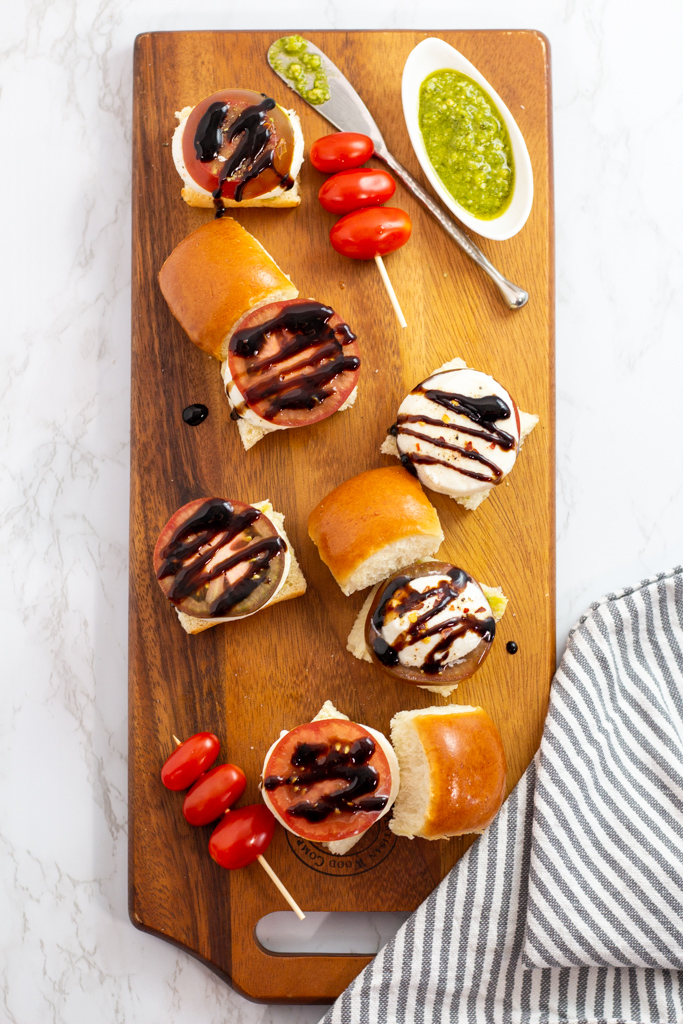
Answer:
[{"left": 419, "top": 69, "right": 514, "bottom": 220}]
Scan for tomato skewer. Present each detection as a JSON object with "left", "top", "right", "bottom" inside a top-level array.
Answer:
[
  {"left": 209, "top": 804, "right": 306, "bottom": 920},
  {"left": 313, "top": 133, "right": 411, "bottom": 328},
  {"left": 163, "top": 735, "right": 306, "bottom": 920}
]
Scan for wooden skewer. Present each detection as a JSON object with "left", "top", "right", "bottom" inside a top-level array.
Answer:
[
  {"left": 374, "top": 254, "right": 407, "bottom": 328},
  {"left": 257, "top": 855, "right": 306, "bottom": 920},
  {"left": 172, "top": 734, "right": 182, "bottom": 747}
]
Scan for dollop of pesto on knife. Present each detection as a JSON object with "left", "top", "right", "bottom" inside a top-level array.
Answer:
[{"left": 268, "top": 36, "right": 331, "bottom": 105}]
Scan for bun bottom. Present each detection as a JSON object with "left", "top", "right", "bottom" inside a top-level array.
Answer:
[
  {"left": 230, "top": 385, "right": 359, "bottom": 452},
  {"left": 174, "top": 502, "right": 306, "bottom": 634},
  {"left": 180, "top": 177, "right": 301, "bottom": 209}
]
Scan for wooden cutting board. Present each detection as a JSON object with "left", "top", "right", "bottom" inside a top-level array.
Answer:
[{"left": 129, "top": 29, "right": 554, "bottom": 1004}]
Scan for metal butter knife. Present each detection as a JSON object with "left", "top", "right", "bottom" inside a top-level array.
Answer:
[{"left": 267, "top": 38, "right": 528, "bottom": 310}]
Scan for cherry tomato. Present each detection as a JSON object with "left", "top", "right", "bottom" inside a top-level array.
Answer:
[
  {"left": 262, "top": 719, "right": 393, "bottom": 843},
  {"left": 209, "top": 804, "right": 276, "bottom": 869},
  {"left": 182, "top": 763, "right": 247, "bottom": 826},
  {"left": 318, "top": 168, "right": 396, "bottom": 215},
  {"left": 161, "top": 732, "right": 219, "bottom": 791},
  {"left": 330, "top": 207, "right": 412, "bottom": 260},
  {"left": 310, "top": 132, "right": 374, "bottom": 173}
]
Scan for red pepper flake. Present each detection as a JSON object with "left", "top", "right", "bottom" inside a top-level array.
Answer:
[
  {"left": 464, "top": 441, "right": 474, "bottom": 452},
  {"left": 415, "top": 443, "right": 421, "bottom": 451}
]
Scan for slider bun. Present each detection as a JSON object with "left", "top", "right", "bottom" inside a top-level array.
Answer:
[
  {"left": 389, "top": 705, "right": 506, "bottom": 839},
  {"left": 158, "top": 217, "right": 298, "bottom": 361},
  {"left": 307, "top": 466, "right": 444, "bottom": 596}
]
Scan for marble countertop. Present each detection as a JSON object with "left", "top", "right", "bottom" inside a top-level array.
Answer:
[{"left": 2, "top": 1, "right": 682, "bottom": 1021}]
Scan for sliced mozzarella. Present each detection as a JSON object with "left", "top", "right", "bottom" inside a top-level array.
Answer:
[{"left": 395, "top": 366, "right": 520, "bottom": 500}]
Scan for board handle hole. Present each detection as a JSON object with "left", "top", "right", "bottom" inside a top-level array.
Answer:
[{"left": 255, "top": 911, "right": 411, "bottom": 955}]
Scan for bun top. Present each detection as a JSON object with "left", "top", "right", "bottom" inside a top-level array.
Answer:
[
  {"left": 415, "top": 706, "right": 506, "bottom": 838},
  {"left": 158, "top": 217, "right": 298, "bottom": 361},
  {"left": 307, "top": 466, "right": 443, "bottom": 593}
]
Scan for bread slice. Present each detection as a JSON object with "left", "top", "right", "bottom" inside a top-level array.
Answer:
[
  {"left": 389, "top": 705, "right": 506, "bottom": 840},
  {"left": 175, "top": 501, "right": 306, "bottom": 635},
  {"left": 172, "top": 105, "right": 304, "bottom": 209},
  {"left": 227, "top": 383, "right": 359, "bottom": 452},
  {"left": 381, "top": 358, "right": 539, "bottom": 511},
  {"left": 346, "top": 579, "right": 508, "bottom": 696}
]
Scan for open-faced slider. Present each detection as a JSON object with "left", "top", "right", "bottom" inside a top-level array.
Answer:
[
  {"left": 172, "top": 89, "right": 304, "bottom": 209},
  {"left": 381, "top": 358, "right": 538, "bottom": 510},
  {"left": 153, "top": 497, "right": 305, "bottom": 635},
  {"left": 261, "top": 701, "right": 399, "bottom": 855},
  {"left": 347, "top": 561, "right": 507, "bottom": 696}
]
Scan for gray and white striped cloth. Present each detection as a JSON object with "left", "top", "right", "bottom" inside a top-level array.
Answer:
[{"left": 321, "top": 567, "right": 683, "bottom": 1023}]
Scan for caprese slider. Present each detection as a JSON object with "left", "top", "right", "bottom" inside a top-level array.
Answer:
[
  {"left": 158, "top": 217, "right": 361, "bottom": 451},
  {"left": 390, "top": 705, "right": 507, "bottom": 840},
  {"left": 307, "top": 466, "right": 444, "bottom": 596},
  {"left": 381, "top": 358, "right": 538, "bottom": 510},
  {"left": 153, "top": 497, "right": 306, "bottom": 635},
  {"left": 261, "top": 701, "right": 400, "bottom": 855},
  {"left": 172, "top": 89, "right": 304, "bottom": 209},
  {"left": 347, "top": 561, "right": 508, "bottom": 696}
]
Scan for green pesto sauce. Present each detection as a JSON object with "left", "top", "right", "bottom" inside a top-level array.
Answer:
[
  {"left": 268, "top": 36, "right": 330, "bottom": 105},
  {"left": 418, "top": 69, "right": 514, "bottom": 220}
]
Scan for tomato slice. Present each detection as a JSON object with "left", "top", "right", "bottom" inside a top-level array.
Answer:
[
  {"left": 227, "top": 300, "right": 360, "bottom": 428},
  {"left": 310, "top": 132, "right": 374, "bottom": 172},
  {"left": 262, "top": 719, "right": 393, "bottom": 842},
  {"left": 182, "top": 89, "right": 295, "bottom": 202},
  {"left": 183, "top": 763, "right": 247, "bottom": 825},
  {"left": 318, "top": 168, "right": 396, "bottom": 215},
  {"left": 161, "top": 732, "right": 220, "bottom": 791},
  {"left": 209, "top": 804, "right": 276, "bottom": 869},
  {"left": 153, "top": 498, "right": 286, "bottom": 619},
  {"left": 330, "top": 207, "right": 412, "bottom": 260}
]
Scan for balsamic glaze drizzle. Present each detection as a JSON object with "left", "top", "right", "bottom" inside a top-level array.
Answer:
[
  {"left": 506, "top": 641, "right": 519, "bottom": 654},
  {"left": 156, "top": 499, "right": 285, "bottom": 616},
  {"left": 229, "top": 301, "right": 359, "bottom": 420},
  {"left": 193, "top": 96, "right": 294, "bottom": 214},
  {"left": 394, "top": 377, "right": 516, "bottom": 485},
  {"left": 264, "top": 736, "right": 387, "bottom": 823},
  {"left": 182, "top": 403, "right": 209, "bottom": 426},
  {"left": 370, "top": 567, "right": 496, "bottom": 676}
]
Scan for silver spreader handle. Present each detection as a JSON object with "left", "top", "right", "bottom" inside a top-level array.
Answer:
[{"left": 377, "top": 149, "right": 529, "bottom": 311}]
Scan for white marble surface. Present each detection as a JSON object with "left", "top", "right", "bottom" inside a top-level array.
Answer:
[{"left": 2, "top": 0, "right": 682, "bottom": 1020}]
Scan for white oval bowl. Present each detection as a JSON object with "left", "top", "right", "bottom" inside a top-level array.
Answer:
[{"left": 402, "top": 37, "right": 534, "bottom": 241}]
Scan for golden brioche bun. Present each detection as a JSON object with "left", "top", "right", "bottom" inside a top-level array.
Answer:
[
  {"left": 389, "top": 705, "right": 507, "bottom": 839},
  {"left": 158, "top": 217, "right": 298, "bottom": 361},
  {"left": 307, "top": 466, "right": 444, "bottom": 595}
]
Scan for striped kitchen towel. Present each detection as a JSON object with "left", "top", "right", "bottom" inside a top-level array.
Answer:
[{"left": 321, "top": 567, "right": 683, "bottom": 1024}]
